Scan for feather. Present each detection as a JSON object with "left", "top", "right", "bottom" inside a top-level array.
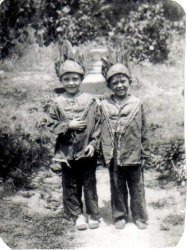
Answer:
[
  {"left": 106, "top": 36, "right": 130, "bottom": 66},
  {"left": 56, "top": 40, "right": 86, "bottom": 76},
  {"left": 61, "top": 40, "right": 73, "bottom": 60},
  {"left": 54, "top": 60, "right": 61, "bottom": 78},
  {"left": 107, "top": 45, "right": 115, "bottom": 65},
  {"left": 77, "top": 51, "right": 85, "bottom": 70},
  {"left": 101, "top": 57, "right": 110, "bottom": 78}
]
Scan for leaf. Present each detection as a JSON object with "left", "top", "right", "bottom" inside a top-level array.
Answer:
[
  {"left": 56, "top": 27, "right": 64, "bottom": 32},
  {"left": 62, "top": 7, "right": 70, "bottom": 14}
]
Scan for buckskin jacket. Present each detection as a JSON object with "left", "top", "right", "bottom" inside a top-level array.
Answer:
[
  {"left": 99, "top": 94, "right": 150, "bottom": 166},
  {"left": 46, "top": 91, "right": 100, "bottom": 161}
]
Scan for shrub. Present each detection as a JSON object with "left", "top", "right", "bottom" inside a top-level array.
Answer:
[
  {"left": 110, "top": 2, "right": 173, "bottom": 63},
  {"left": 0, "top": 0, "right": 185, "bottom": 64},
  {"left": 0, "top": 127, "right": 52, "bottom": 189},
  {"left": 149, "top": 139, "right": 186, "bottom": 184},
  {"left": 0, "top": 76, "right": 55, "bottom": 190}
]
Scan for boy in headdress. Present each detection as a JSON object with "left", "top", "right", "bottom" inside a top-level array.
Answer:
[
  {"left": 46, "top": 41, "right": 100, "bottom": 230},
  {"left": 100, "top": 43, "right": 150, "bottom": 230}
]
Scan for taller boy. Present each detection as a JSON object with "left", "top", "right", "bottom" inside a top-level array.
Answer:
[
  {"left": 100, "top": 46, "right": 149, "bottom": 230},
  {"left": 47, "top": 41, "right": 100, "bottom": 230}
]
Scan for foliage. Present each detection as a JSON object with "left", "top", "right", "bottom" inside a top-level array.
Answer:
[
  {"left": 0, "top": 128, "right": 52, "bottom": 189},
  {"left": 0, "top": 0, "right": 185, "bottom": 63},
  {"left": 0, "top": 71, "right": 55, "bottom": 189},
  {"left": 149, "top": 139, "right": 186, "bottom": 184},
  {"left": 111, "top": 2, "right": 172, "bottom": 63}
]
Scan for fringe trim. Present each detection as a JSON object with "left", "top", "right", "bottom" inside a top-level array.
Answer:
[{"left": 100, "top": 101, "right": 115, "bottom": 162}]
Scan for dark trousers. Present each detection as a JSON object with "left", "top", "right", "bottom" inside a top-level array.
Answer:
[
  {"left": 61, "top": 157, "right": 99, "bottom": 221},
  {"left": 109, "top": 161, "right": 148, "bottom": 223}
]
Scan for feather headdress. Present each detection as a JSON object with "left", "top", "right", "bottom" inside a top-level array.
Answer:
[
  {"left": 55, "top": 40, "right": 85, "bottom": 78},
  {"left": 101, "top": 37, "right": 130, "bottom": 80}
]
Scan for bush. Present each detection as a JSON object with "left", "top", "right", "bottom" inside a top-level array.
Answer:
[
  {"left": 110, "top": 2, "right": 172, "bottom": 63},
  {"left": 0, "top": 127, "right": 52, "bottom": 189},
  {"left": 0, "top": 0, "right": 185, "bottom": 64},
  {"left": 149, "top": 139, "right": 186, "bottom": 184},
  {"left": 0, "top": 70, "right": 56, "bottom": 189}
]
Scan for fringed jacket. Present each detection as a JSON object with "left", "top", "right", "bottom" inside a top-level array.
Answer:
[
  {"left": 99, "top": 94, "right": 150, "bottom": 166},
  {"left": 46, "top": 91, "right": 100, "bottom": 161}
]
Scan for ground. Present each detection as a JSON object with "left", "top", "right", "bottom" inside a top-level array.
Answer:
[
  {"left": 0, "top": 165, "right": 186, "bottom": 249},
  {"left": 77, "top": 167, "right": 186, "bottom": 248}
]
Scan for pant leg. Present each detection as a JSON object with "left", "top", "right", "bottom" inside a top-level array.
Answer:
[
  {"left": 73, "top": 160, "right": 84, "bottom": 214},
  {"left": 127, "top": 165, "right": 148, "bottom": 222},
  {"left": 61, "top": 162, "right": 83, "bottom": 221},
  {"left": 82, "top": 157, "right": 100, "bottom": 220},
  {"left": 109, "top": 161, "right": 128, "bottom": 222},
  {"left": 122, "top": 174, "right": 129, "bottom": 217}
]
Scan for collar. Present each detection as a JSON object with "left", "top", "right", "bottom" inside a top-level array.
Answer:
[{"left": 110, "top": 94, "right": 131, "bottom": 107}]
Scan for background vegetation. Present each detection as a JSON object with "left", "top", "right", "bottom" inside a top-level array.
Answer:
[
  {"left": 0, "top": 0, "right": 185, "bottom": 62},
  {"left": 0, "top": 0, "right": 186, "bottom": 189}
]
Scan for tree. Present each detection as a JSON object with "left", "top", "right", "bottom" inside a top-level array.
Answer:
[{"left": 0, "top": 0, "right": 185, "bottom": 63}]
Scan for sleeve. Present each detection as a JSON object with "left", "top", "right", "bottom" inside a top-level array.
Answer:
[
  {"left": 45, "top": 100, "right": 69, "bottom": 136},
  {"left": 141, "top": 104, "right": 150, "bottom": 159},
  {"left": 88, "top": 98, "right": 101, "bottom": 152}
]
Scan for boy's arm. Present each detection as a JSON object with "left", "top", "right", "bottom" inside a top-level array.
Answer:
[
  {"left": 88, "top": 99, "right": 101, "bottom": 152},
  {"left": 45, "top": 101, "right": 69, "bottom": 136},
  {"left": 141, "top": 104, "right": 150, "bottom": 160}
]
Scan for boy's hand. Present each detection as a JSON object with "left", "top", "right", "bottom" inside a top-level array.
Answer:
[
  {"left": 68, "top": 119, "right": 87, "bottom": 131},
  {"left": 52, "top": 158, "right": 71, "bottom": 168},
  {"left": 85, "top": 145, "right": 95, "bottom": 158}
]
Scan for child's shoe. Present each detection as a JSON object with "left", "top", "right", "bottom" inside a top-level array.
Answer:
[
  {"left": 135, "top": 220, "right": 148, "bottom": 230},
  {"left": 75, "top": 214, "right": 87, "bottom": 230},
  {"left": 88, "top": 216, "right": 100, "bottom": 229},
  {"left": 114, "top": 219, "right": 126, "bottom": 229}
]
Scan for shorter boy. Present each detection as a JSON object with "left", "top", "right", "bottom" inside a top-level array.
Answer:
[
  {"left": 100, "top": 61, "right": 149, "bottom": 229},
  {"left": 46, "top": 50, "right": 100, "bottom": 230}
]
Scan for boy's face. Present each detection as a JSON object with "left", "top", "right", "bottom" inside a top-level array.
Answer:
[
  {"left": 108, "top": 74, "right": 130, "bottom": 98},
  {"left": 61, "top": 72, "right": 82, "bottom": 95}
]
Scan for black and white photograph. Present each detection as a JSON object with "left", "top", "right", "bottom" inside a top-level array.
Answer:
[{"left": 0, "top": 0, "right": 186, "bottom": 249}]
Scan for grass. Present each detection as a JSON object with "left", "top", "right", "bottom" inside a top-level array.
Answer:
[
  {"left": 149, "top": 196, "right": 176, "bottom": 209},
  {"left": 0, "top": 201, "right": 76, "bottom": 249},
  {"left": 130, "top": 62, "right": 184, "bottom": 142},
  {"left": 163, "top": 213, "right": 185, "bottom": 226},
  {"left": 160, "top": 212, "right": 185, "bottom": 232}
]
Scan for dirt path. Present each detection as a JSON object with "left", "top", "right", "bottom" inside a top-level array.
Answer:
[
  {"left": 76, "top": 167, "right": 186, "bottom": 248},
  {"left": 2, "top": 166, "right": 184, "bottom": 249}
]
